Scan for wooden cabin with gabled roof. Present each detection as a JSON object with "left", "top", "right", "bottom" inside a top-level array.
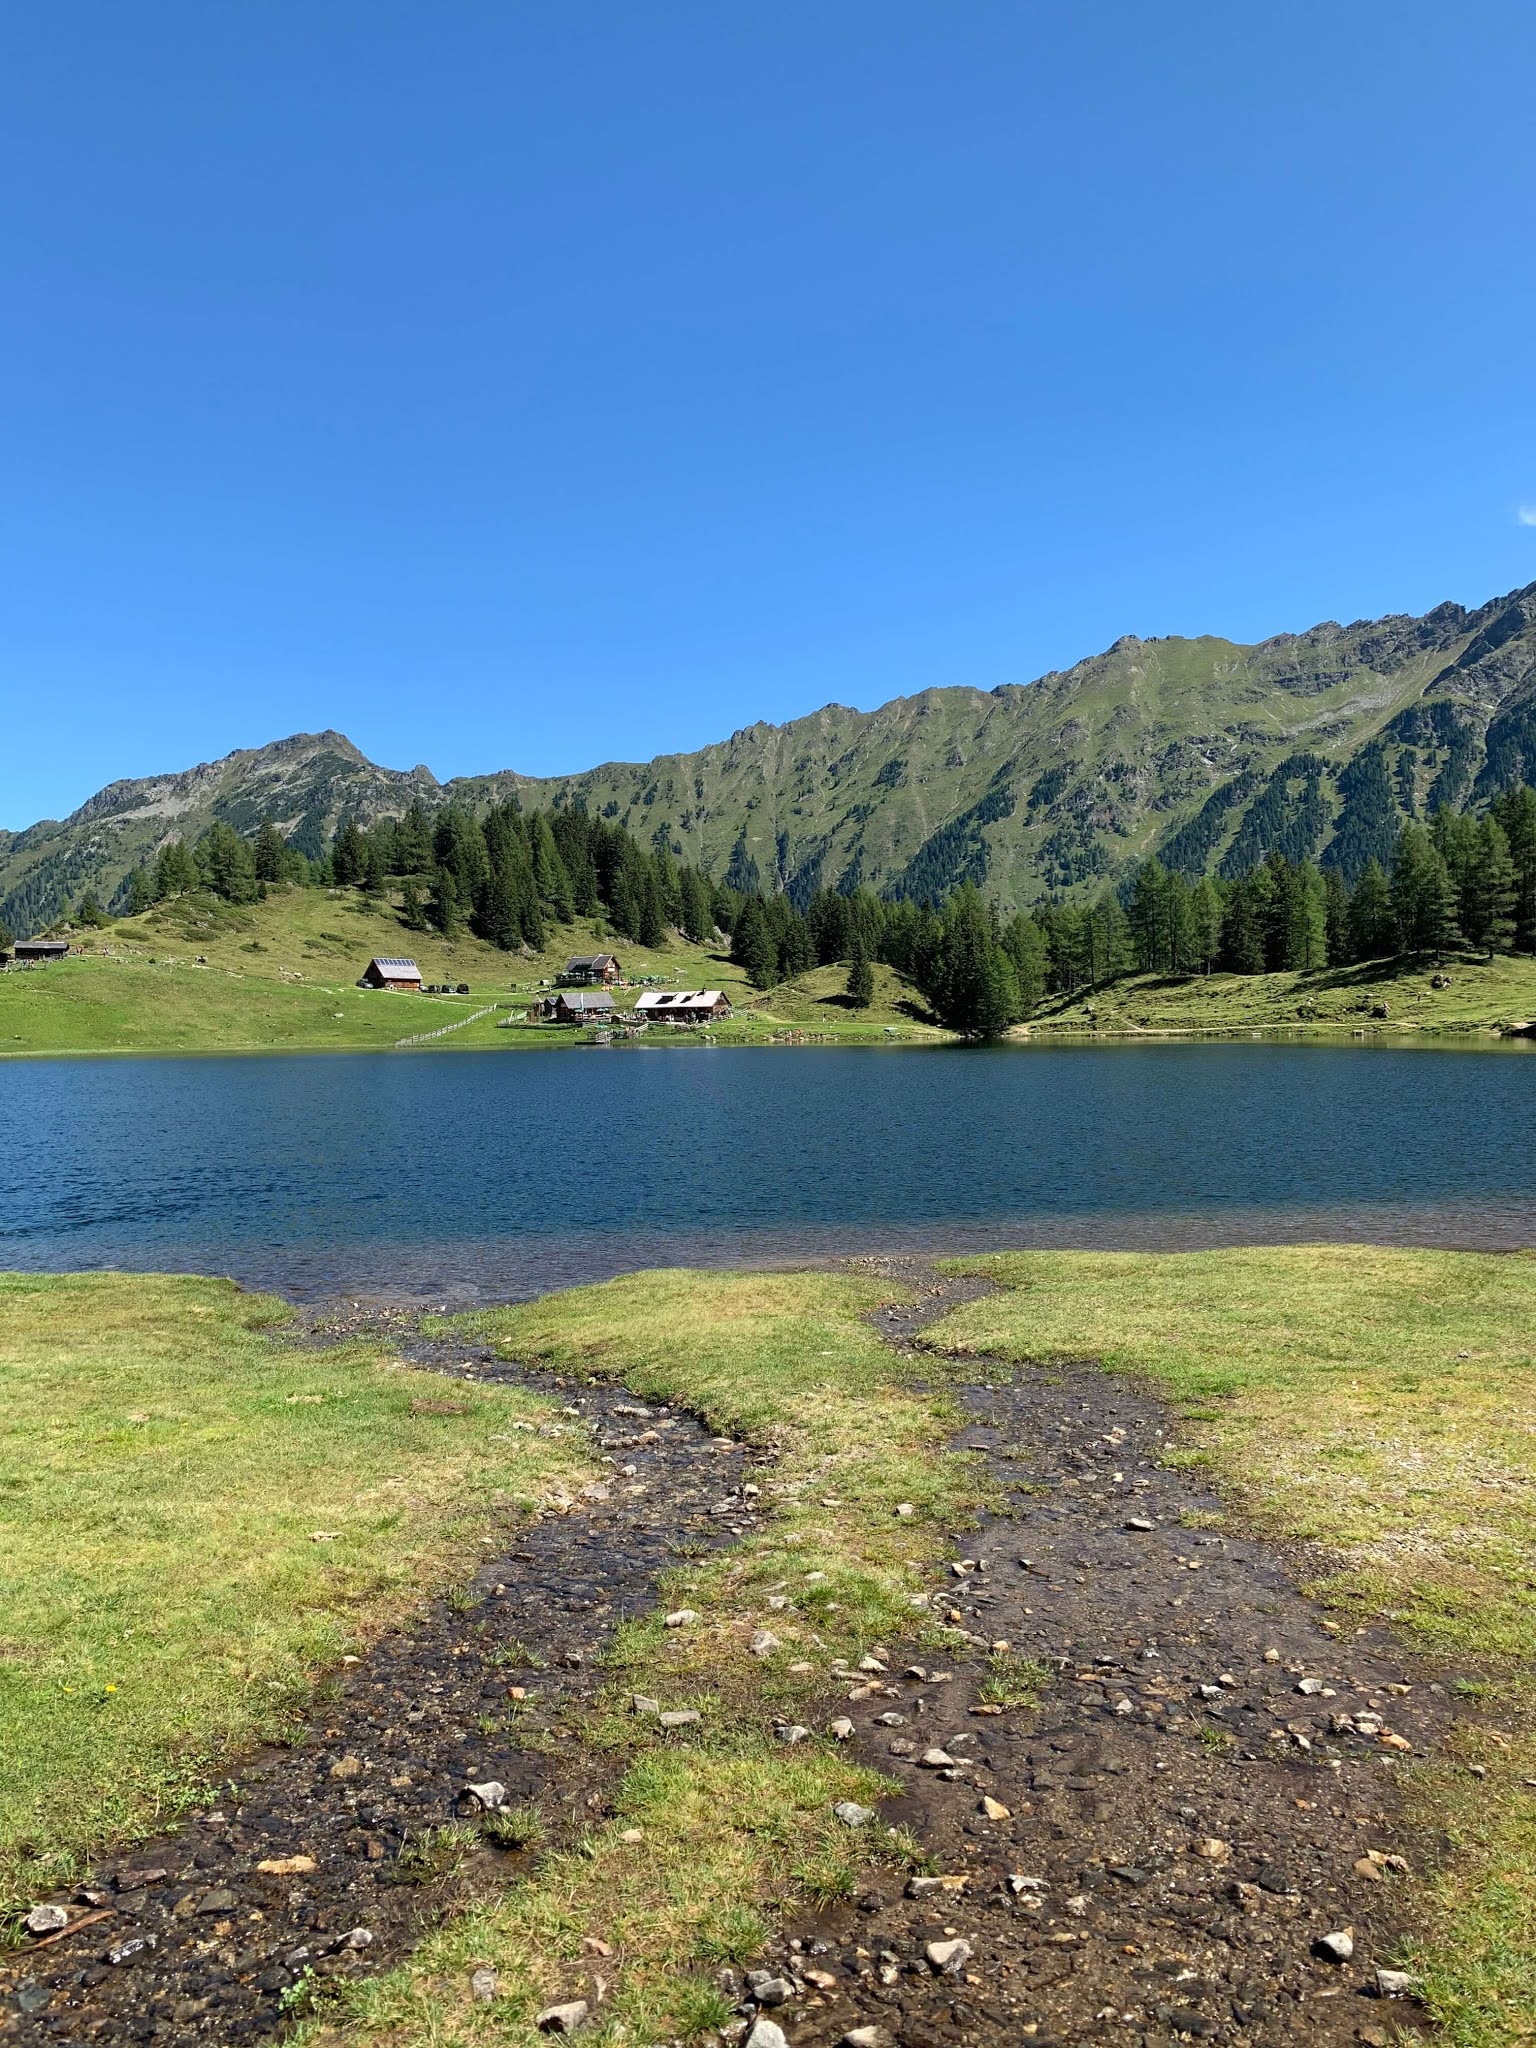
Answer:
[{"left": 358, "top": 956, "right": 423, "bottom": 992}]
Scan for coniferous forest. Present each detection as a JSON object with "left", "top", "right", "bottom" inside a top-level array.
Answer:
[{"left": 108, "top": 779, "right": 1536, "bottom": 1037}]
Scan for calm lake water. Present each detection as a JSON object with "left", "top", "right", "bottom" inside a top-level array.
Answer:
[{"left": 2, "top": 1042, "right": 1535, "bottom": 1301}]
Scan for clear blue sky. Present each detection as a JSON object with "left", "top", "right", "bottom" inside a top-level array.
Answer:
[{"left": 3, "top": 2, "right": 1535, "bottom": 828}]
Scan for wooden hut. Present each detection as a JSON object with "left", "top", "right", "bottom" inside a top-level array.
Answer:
[{"left": 358, "top": 956, "right": 423, "bottom": 992}]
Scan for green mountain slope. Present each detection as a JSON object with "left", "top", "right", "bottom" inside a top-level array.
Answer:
[{"left": 5, "top": 581, "right": 1535, "bottom": 936}]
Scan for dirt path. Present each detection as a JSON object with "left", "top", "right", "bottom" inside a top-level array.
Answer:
[
  {"left": 742, "top": 1259, "right": 1454, "bottom": 2047},
  {"left": 3, "top": 1321, "right": 754, "bottom": 2044}
]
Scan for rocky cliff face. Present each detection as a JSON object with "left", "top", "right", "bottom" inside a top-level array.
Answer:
[{"left": 5, "top": 583, "right": 1535, "bottom": 934}]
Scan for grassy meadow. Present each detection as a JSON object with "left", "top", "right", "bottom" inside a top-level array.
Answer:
[
  {"left": 0, "top": 1272, "right": 594, "bottom": 1910},
  {"left": 928, "top": 1246, "right": 1536, "bottom": 2046},
  {"left": 0, "top": 884, "right": 944, "bottom": 1056},
  {"left": 1027, "top": 951, "right": 1536, "bottom": 1038}
]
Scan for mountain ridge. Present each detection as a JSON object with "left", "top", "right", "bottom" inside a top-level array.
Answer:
[{"left": 5, "top": 580, "right": 1535, "bottom": 936}]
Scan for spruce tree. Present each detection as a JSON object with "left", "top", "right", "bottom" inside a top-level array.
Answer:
[
  {"left": 1000, "top": 913, "right": 1048, "bottom": 1011},
  {"left": 1391, "top": 823, "right": 1458, "bottom": 955},
  {"left": 428, "top": 866, "right": 462, "bottom": 937},
  {"left": 731, "top": 897, "right": 780, "bottom": 989},
  {"left": 400, "top": 880, "right": 428, "bottom": 932},
  {"left": 846, "top": 942, "right": 874, "bottom": 1010},
  {"left": 1464, "top": 817, "right": 1517, "bottom": 956},
  {"left": 331, "top": 817, "right": 367, "bottom": 887},
  {"left": 1347, "top": 860, "right": 1396, "bottom": 960},
  {"left": 253, "top": 821, "right": 288, "bottom": 883},
  {"left": 155, "top": 838, "right": 199, "bottom": 899},
  {"left": 126, "top": 866, "right": 154, "bottom": 915},
  {"left": 1491, "top": 784, "right": 1536, "bottom": 951}
]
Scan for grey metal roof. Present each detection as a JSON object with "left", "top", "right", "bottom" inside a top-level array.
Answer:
[
  {"left": 557, "top": 989, "right": 615, "bottom": 1011},
  {"left": 367, "top": 956, "right": 421, "bottom": 975}
]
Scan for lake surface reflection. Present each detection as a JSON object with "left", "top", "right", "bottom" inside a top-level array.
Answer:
[{"left": 2, "top": 1041, "right": 1533, "bottom": 1300}]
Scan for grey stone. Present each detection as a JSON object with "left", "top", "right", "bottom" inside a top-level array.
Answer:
[
  {"left": 470, "top": 1967, "right": 499, "bottom": 2004},
  {"left": 925, "top": 1937, "right": 972, "bottom": 1974},
  {"left": 1315, "top": 1927, "right": 1354, "bottom": 1963},
  {"left": 664, "top": 1609, "right": 699, "bottom": 1628},
  {"left": 745, "top": 2022, "right": 789, "bottom": 2048},
  {"left": 536, "top": 1999, "right": 591, "bottom": 2033},
  {"left": 829, "top": 1717, "right": 854, "bottom": 1740},
  {"left": 24, "top": 1904, "right": 69, "bottom": 1937},
  {"left": 918, "top": 1748, "right": 957, "bottom": 1768},
  {"left": 1375, "top": 1968, "right": 1418, "bottom": 1997},
  {"left": 833, "top": 1802, "right": 875, "bottom": 1827},
  {"left": 196, "top": 1889, "right": 238, "bottom": 1914},
  {"left": 746, "top": 1970, "right": 794, "bottom": 2005},
  {"left": 631, "top": 1694, "right": 660, "bottom": 1716},
  {"left": 463, "top": 1779, "right": 507, "bottom": 1810},
  {"left": 659, "top": 1709, "right": 701, "bottom": 1729},
  {"left": 750, "top": 1630, "right": 780, "bottom": 1658},
  {"left": 1125, "top": 1516, "right": 1156, "bottom": 1531}
]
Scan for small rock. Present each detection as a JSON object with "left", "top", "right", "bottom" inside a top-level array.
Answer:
[
  {"left": 664, "top": 1609, "right": 700, "bottom": 1628},
  {"left": 1297, "top": 1678, "right": 1326, "bottom": 1696},
  {"left": 24, "top": 1904, "right": 69, "bottom": 1937},
  {"left": 342, "top": 1926, "right": 374, "bottom": 1951},
  {"left": 925, "top": 1937, "right": 972, "bottom": 1975},
  {"left": 1375, "top": 1967, "right": 1418, "bottom": 1998},
  {"left": 619, "top": 1827, "right": 643, "bottom": 1843},
  {"left": 979, "top": 1796, "right": 1011, "bottom": 1820},
  {"left": 875, "top": 1712, "right": 905, "bottom": 1727},
  {"left": 631, "top": 1694, "right": 660, "bottom": 1716},
  {"left": 745, "top": 2023, "right": 789, "bottom": 2048},
  {"left": 843, "top": 2028, "right": 884, "bottom": 2048},
  {"left": 895, "top": 1504, "right": 915, "bottom": 1519},
  {"left": 471, "top": 1966, "right": 499, "bottom": 2003},
  {"left": 1262, "top": 1648, "right": 1280, "bottom": 1664},
  {"left": 537, "top": 1999, "right": 591, "bottom": 2033},
  {"left": 907, "top": 1874, "right": 968, "bottom": 1896},
  {"left": 829, "top": 1717, "right": 855, "bottom": 1740},
  {"left": 834, "top": 1802, "right": 875, "bottom": 1827},
  {"left": 463, "top": 1780, "right": 508, "bottom": 1811},
  {"left": 775, "top": 1723, "right": 810, "bottom": 1745},
  {"left": 255, "top": 1855, "right": 316, "bottom": 1876},
  {"left": 1006, "top": 1873, "right": 1044, "bottom": 1894},
  {"left": 107, "top": 1935, "right": 158, "bottom": 1966},
  {"left": 196, "top": 1889, "right": 238, "bottom": 1914},
  {"left": 1354, "top": 1856, "right": 1386, "bottom": 1882},
  {"left": 751, "top": 1631, "right": 780, "bottom": 1658},
  {"left": 329, "top": 1754, "right": 363, "bottom": 1780},
  {"left": 919, "top": 1748, "right": 957, "bottom": 1768},
  {"left": 1314, "top": 1927, "right": 1354, "bottom": 1963},
  {"left": 746, "top": 1970, "right": 794, "bottom": 2006},
  {"left": 1125, "top": 1517, "right": 1155, "bottom": 1532},
  {"left": 659, "top": 1710, "right": 701, "bottom": 1729},
  {"left": 1193, "top": 1838, "right": 1230, "bottom": 1864}
]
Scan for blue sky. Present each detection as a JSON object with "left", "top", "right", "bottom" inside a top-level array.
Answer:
[{"left": 3, "top": 2, "right": 1535, "bottom": 827}]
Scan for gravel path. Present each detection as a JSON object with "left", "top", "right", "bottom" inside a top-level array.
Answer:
[{"left": 739, "top": 1258, "right": 1457, "bottom": 2048}]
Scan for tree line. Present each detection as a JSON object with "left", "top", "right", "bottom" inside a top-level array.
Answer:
[{"left": 103, "top": 777, "right": 1536, "bottom": 1038}]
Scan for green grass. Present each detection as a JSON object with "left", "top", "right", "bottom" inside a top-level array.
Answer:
[
  {"left": 927, "top": 1246, "right": 1536, "bottom": 2046},
  {"left": 311, "top": 1267, "right": 995, "bottom": 2047},
  {"left": 1026, "top": 952, "right": 1536, "bottom": 1038},
  {"left": 0, "top": 1272, "right": 593, "bottom": 1910},
  {"left": 0, "top": 884, "right": 940, "bottom": 1055}
]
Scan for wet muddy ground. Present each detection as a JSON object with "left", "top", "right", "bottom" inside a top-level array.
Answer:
[
  {"left": 741, "top": 1263, "right": 1458, "bottom": 2048},
  {"left": 3, "top": 1316, "right": 752, "bottom": 2043},
  {"left": 6, "top": 1268, "right": 1471, "bottom": 2047}
]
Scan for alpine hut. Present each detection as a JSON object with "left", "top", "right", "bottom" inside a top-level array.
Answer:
[{"left": 359, "top": 956, "right": 423, "bottom": 992}]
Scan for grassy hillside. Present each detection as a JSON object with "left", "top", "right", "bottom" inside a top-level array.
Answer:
[
  {"left": 1025, "top": 950, "right": 1536, "bottom": 1038},
  {"left": 6, "top": 581, "right": 1535, "bottom": 933},
  {"left": 0, "top": 884, "right": 943, "bottom": 1056}
]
